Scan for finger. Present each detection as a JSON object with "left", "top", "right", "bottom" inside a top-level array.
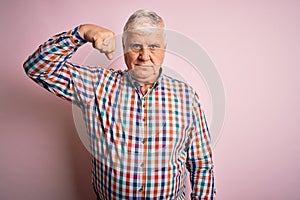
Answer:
[
  {"left": 105, "top": 52, "right": 114, "bottom": 60},
  {"left": 98, "top": 45, "right": 112, "bottom": 54},
  {"left": 98, "top": 45, "right": 114, "bottom": 60},
  {"left": 102, "top": 37, "right": 116, "bottom": 60},
  {"left": 104, "top": 37, "right": 116, "bottom": 50},
  {"left": 94, "top": 36, "right": 115, "bottom": 59},
  {"left": 93, "top": 39, "right": 104, "bottom": 51}
]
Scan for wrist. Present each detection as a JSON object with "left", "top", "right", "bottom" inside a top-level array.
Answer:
[{"left": 78, "top": 24, "right": 88, "bottom": 40}]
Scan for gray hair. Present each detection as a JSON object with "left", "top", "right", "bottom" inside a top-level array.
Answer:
[
  {"left": 123, "top": 9, "right": 165, "bottom": 32},
  {"left": 122, "top": 9, "right": 166, "bottom": 48}
]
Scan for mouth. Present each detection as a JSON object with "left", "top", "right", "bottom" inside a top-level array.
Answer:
[{"left": 134, "top": 64, "right": 154, "bottom": 68}]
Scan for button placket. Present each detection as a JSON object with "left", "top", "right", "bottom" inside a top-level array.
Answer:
[{"left": 140, "top": 97, "right": 147, "bottom": 124}]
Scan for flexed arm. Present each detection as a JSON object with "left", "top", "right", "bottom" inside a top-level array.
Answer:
[{"left": 23, "top": 24, "right": 116, "bottom": 103}]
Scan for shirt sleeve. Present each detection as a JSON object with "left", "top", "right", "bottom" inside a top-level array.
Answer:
[
  {"left": 186, "top": 92, "right": 216, "bottom": 200},
  {"left": 23, "top": 26, "right": 98, "bottom": 105}
]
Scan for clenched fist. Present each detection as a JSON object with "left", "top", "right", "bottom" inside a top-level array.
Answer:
[{"left": 79, "top": 24, "right": 116, "bottom": 60}]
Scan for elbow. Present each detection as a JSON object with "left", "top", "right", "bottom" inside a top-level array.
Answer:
[
  {"left": 23, "top": 56, "right": 35, "bottom": 79},
  {"left": 23, "top": 57, "right": 30, "bottom": 74}
]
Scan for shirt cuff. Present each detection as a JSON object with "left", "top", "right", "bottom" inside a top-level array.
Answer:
[
  {"left": 70, "top": 26, "right": 87, "bottom": 47},
  {"left": 190, "top": 188, "right": 216, "bottom": 200}
]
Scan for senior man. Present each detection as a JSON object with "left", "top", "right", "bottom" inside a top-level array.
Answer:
[{"left": 23, "top": 9, "right": 215, "bottom": 200}]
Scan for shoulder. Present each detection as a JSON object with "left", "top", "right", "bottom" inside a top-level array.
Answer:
[{"left": 161, "top": 74, "right": 196, "bottom": 95}]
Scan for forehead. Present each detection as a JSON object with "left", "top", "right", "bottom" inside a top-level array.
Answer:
[{"left": 124, "top": 28, "right": 165, "bottom": 44}]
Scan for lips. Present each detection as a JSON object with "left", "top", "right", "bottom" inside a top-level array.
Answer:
[{"left": 135, "top": 64, "right": 154, "bottom": 68}]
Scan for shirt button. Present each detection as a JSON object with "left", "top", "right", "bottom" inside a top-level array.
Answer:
[
  {"left": 139, "top": 186, "right": 143, "bottom": 192},
  {"left": 141, "top": 139, "right": 145, "bottom": 144},
  {"left": 142, "top": 118, "right": 146, "bottom": 122},
  {"left": 140, "top": 162, "right": 144, "bottom": 167}
]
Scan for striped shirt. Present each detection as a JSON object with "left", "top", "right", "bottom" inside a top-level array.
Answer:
[{"left": 23, "top": 27, "right": 215, "bottom": 199}]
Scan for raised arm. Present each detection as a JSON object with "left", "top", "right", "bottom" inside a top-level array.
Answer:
[{"left": 23, "top": 24, "right": 115, "bottom": 104}]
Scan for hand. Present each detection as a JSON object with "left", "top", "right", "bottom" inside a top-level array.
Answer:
[{"left": 79, "top": 24, "right": 116, "bottom": 60}]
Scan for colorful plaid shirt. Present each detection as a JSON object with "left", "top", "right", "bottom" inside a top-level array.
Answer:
[{"left": 23, "top": 27, "right": 215, "bottom": 199}]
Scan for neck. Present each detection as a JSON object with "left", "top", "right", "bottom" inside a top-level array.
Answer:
[{"left": 140, "top": 84, "right": 153, "bottom": 95}]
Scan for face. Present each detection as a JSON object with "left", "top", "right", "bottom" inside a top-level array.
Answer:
[{"left": 123, "top": 27, "right": 166, "bottom": 71}]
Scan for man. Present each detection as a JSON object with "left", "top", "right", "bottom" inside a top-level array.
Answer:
[{"left": 24, "top": 9, "right": 215, "bottom": 200}]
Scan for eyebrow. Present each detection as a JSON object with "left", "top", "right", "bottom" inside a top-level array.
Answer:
[{"left": 129, "top": 42, "right": 161, "bottom": 47}]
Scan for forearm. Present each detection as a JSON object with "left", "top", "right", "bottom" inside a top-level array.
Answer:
[{"left": 188, "top": 156, "right": 215, "bottom": 200}]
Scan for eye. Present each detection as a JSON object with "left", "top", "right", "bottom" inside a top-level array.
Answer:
[
  {"left": 130, "top": 43, "right": 143, "bottom": 51},
  {"left": 149, "top": 44, "right": 160, "bottom": 51}
]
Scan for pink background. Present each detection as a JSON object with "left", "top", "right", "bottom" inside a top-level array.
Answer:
[{"left": 1, "top": 0, "right": 300, "bottom": 199}]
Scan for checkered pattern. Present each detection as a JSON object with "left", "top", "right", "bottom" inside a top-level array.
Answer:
[{"left": 23, "top": 27, "right": 215, "bottom": 199}]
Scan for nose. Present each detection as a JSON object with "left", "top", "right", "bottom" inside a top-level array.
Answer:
[{"left": 138, "top": 48, "right": 150, "bottom": 61}]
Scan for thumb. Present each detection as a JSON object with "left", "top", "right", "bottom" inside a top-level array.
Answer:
[{"left": 105, "top": 52, "right": 114, "bottom": 60}]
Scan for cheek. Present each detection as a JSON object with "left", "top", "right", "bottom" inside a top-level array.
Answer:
[
  {"left": 124, "top": 53, "right": 138, "bottom": 68},
  {"left": 152, "top": 51, "right": 165, "bottom": 64}
]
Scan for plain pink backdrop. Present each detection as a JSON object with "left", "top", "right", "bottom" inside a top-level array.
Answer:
[{"left": 1, "top": 0, "right": 299, "bottom": 199}]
